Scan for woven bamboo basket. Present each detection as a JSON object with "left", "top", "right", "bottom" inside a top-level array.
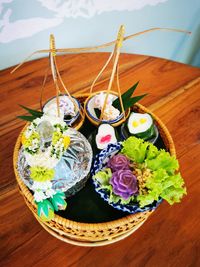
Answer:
[
  {"left": 13, "top": 93, "right": 176, "bottom": 246},
  {"left": 84, "top": 90, "right": 130, "bottom": 127}
]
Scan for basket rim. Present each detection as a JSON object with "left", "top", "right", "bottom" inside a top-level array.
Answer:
[
  {"left": 83, "top": 91, "right": 130, "bottom": 127},
  {"left": 13, "top": 93, "right": 176, "bottom": 231}
]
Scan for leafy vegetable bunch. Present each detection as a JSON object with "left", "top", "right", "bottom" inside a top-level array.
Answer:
[{"left": 93, "top": 137, "right": 186, "bottom": 208}]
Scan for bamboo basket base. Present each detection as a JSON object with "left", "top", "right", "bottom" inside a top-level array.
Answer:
[{"left": 37, "top": 217, "right": 147, "bottom": 247}]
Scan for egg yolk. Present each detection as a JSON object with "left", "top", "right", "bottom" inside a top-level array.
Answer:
[
  {"left": 140, "top": 118, "right": 147, "bottom": 124},
  {"left": 132, "top": 121, "right": 139, "bottom": 127},
  {"left": 132, "top": 118, "right": 148, "bottom": 128}
]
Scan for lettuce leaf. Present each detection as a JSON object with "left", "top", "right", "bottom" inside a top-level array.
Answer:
[
  {"left": 146, "top": 143, "right": 159, "bottom": 160},
  {"left": 108, "top": 188, "right": 136, "bottom": 204},
  {"left": 93, "top": 168, "right": 112, "bottom": 186},
  {"left": 161, "top": 186, "right": 186, "bottom": 205},
  {"left": 137, "top": 192, "right": 156, "bottom": 207},
  {"left": 137, "top": 169, "right": 186, "bottom": 207},
  {"left": 95, "top": 136, "right": 186, "bottom": 208},
  {"left": 109, "top": 193, "right": 121, "bottom": 204},
  {"left": 121, "top": 136, "right": 148, "bottom": 163},
  {"left": 145, "top": 150, "right": 179, "bottom": 174}
]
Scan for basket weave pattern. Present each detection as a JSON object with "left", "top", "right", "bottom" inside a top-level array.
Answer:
[{"left": 13, "top": 94, "right": 176, "bottom": 246}]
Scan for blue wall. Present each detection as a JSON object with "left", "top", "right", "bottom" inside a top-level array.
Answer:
[{"left": 0, "top": 0, "right": 200, "bottom": 70}]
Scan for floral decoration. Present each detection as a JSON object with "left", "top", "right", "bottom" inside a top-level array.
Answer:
[
  {"left": 110, "top": 169, "right": 138, "bottom": 199},
  {"left": 107, "top": 154, "right": 130, "bottom": 172},
  {"left": 21, "top": 113, "right": 70, "bottom": 221}
]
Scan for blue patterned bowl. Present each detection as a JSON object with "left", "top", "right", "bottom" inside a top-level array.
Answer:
[
  {"left": 91, "top": 143, "right": 162, "bottom": 214},
  {"left": 85, "top": 92, "right": 124, "bottom": 125}
]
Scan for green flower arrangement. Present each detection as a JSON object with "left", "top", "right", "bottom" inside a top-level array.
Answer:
[{"left": 30, "top": 166, "right": 55, "bottom": 182}]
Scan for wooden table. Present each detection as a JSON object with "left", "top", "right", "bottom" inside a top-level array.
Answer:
[{"left": 0, "top": 53, "right": 200, "bottom": 267}]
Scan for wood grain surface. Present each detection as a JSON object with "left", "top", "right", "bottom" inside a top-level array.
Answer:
[{"left": 0, "top": 53, "right": 200, "bottom": 267}]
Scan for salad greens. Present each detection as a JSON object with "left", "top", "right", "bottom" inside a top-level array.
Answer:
[
  {"left": 93, "top": 136, "right": 186, "bottom": 208},
  {"left": 121, "top": 135, "right": 149, "bottom": 163},
  {"left": 145, "top": 150, "right": 179, "bottom": 174},
  {"left": 121, "top": 137, "right": 186, "bottom": 207}
]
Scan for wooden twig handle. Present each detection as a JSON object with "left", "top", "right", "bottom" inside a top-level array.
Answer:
[
  {"left": 100, "top": 25, "right": 125, "bottom": 121},
  {"left": 11, "top": 27, "right": 191, "bottom": 74},
  {"left": 49, "top": 34, "right": 60, "bottom": 117}
]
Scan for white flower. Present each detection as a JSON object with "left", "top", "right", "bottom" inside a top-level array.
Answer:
[
  {"left": 93, "top": 92, "right": 115, "bottom": 109},
  {"left": 31, "top": 181, "right": 52, "bottom": 190},
  {"left": 33, "top": 118, "right": 42, "bottom": 125},
  {"left": 24, "top": 150, "right": 59, "bottom": 169},
  {"left": 25, "top": 131, "right": 32, "bottom": 139},
  {"left": 45, "top": 188, "right": 56, "bottom": 198},
  {"left": 41, "top": 114, "right": 65, "bottom": 127},
  {"left": 102, "top": 105, "right": 120, "bottom": 120},
  {"left": 34, "top": 190, "right": 47, "bottom": 202}
]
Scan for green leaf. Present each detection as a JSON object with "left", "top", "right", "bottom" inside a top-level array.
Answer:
[
  {"left": 161, "top": 186, "right": 186, "bottom": 205},
  {"left": 137, "top": 193, "right": 155, "bottom": 207},
  {"left": 121, "top": 136, "right": 148, "bottom": 163},
  {"left": 115, "top": 94, "right": 147, "bottom": 112},
  {"left": 56, "top": 192, "right": 66, "bottom": 198},
  {"left": 120, "top": 195, "right": 136, "bottom": 205},
  {"left": 42, "top": 201, "right": 49, "bottom": 217},
  {"left": 121, "top": 136, "right": 186, "bottom": 208},
  {"left": 109, "top": 193, "right": 121, "bottom": 204},
  {"left": 146, "top": 143, "right": 159, "bottom": 160},
  {"left": 94, "top": 108, "right": 101, "bottom": 119},
  {"left": 17, "top": 105, "right": 43, "bottom": 122},
  {"left": 19, "top": 105, "right": 43, "bottom": 117},
  {"left": 97, "top": 184, "right": 113, "bottom": 193},
  {"left": 17, "top": 115, "right": 36, "bottom": 122},
  {"left": 140, "top": 169, "right": 186, "bottom": 207},
  {"left": 93, "top": 168, "right": 112, "bottom": 186},
  {"left": 50, "top": 192, "right": 67, "bottom": 211},
  {"left": 124, "top": 94, "right": 147, "bottom": 110},
  {"left": 134, "top": 123, "right": 155, "bottom": 140},
  {"left": 113, "top": 81, "right": 139, "bottom": 109},
  {"left": 37, "top": 200, "right": 54, "bottom": 221},
  {"left": 145, "top": 150, "right": 179, "bottom": 174},
  {"left": 112, "top": 81, "right": 147, "bottom": 111},
  {"left": 171, "top": 173, "right": 185, "bottom": 188}
]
